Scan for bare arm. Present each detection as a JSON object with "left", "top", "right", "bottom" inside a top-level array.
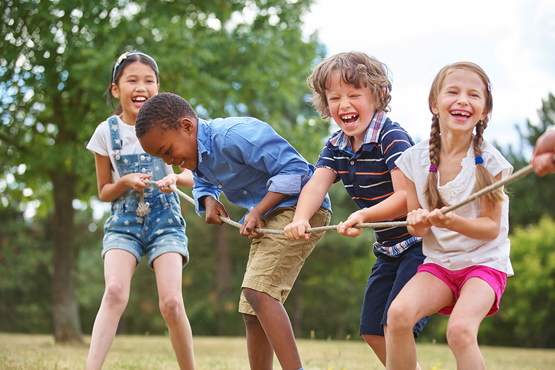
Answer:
[
  {"left": 241, "top": 191, "right": 286, "bottom": 239},
  {"left": 337, "top": 168, "right": 408, "bottom": 237},
  {"left": 94, "top": 153, "right": 150, "bottom": 202},
  {"left": 283, "top": 167, "right": 336, "bottom": 240},
  {"left": 405, "top": 175, "right": 432, "bottom": 238}
]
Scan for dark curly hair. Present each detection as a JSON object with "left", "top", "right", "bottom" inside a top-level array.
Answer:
[{"left": 135, "top": 92, "right": 198, "bottom": 138}]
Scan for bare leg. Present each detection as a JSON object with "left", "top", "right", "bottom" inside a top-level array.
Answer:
[
  {"left": 362, "top": 334, "right": 387, "bottom": 365},
  {"left": 243, "top": 288, "right": 302, "bottom": 370},
  {"left": 154, "top": 253, "right": 195, "bottom": 370},
  {"left": 446, "top": 278, "right": 495, "bottom": 370},
  {"left": 86, "top": 250, "right": 136, "bottom": 370},
  {"left": 386, "top": 273, "right": 454, "bottom": 370},
  {"left": 243, "top": 313, "right": 275, "bottom": 370}
]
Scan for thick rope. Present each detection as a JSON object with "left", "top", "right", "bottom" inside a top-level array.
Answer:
[{"left": 144, "top": 163, "right": 535, "bottom": 235}]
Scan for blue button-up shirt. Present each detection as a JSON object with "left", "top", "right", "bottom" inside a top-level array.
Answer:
[{"left": 192, "top": 117, "right": 331, "bottom": 221}]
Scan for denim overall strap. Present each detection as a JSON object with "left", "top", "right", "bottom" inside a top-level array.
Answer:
[
  {"left": 108, "top": 115, "right": 123, "bottom": 163},
  {"left": 108, "top": 116, "right": 153, "bottom": 216}
]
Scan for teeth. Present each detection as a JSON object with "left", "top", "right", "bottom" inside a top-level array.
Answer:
[
  {"left": 133, "top": 97, "right": 147, "bottom": 102},
  {"left": 179, "top": 160, "right": 185, "bottom": 167},
  {"left": 343, "top": 114, "right": 357, "bottom": 120},
  {"left": 452, "top": 111, "right": 470, "bottom": 116}
]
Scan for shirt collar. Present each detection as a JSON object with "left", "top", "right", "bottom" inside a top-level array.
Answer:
[{"left": 329, "top": 111, "right": 387, "bottom": 150}]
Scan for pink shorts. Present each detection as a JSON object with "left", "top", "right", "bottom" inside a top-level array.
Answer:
[{"left": 417, "top": 263, "right": 507, "bottom": 316}]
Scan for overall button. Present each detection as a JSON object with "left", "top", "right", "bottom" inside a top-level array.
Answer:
[
  {"left": 350, "top": 161, "right": 355, "bottom": 165},
  {"left": 141, "top": 168, "right": 147, "bottom": 173},
  {"left": 218, "top": 185, "right": 223, "bottom": 189},
  {"left": 140, "top": 155, "right": 146, "bottom": 161},
  {"left": 243, "top": 190, "right": 248, "bottom": 194}
]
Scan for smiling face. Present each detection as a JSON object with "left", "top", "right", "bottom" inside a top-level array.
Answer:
[
  {"left": 432, "top": 68, "right": 488, "bottom": 136},
  {"left": 111, "top": 61, "right": 159, "bottom": 125},
  {"left": 138, "top": 117, "right": 199, "bottom": 170},
  {"left": 326, "top": 70, "right": 378, "bottom": 151}
]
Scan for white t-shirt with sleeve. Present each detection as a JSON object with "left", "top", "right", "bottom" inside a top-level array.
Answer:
[
  {"left": 396, "top": 139, "right": 514, "bottom": 275},
  {"left": 86, "top": 115, "right": 174, "bottom": 182}
]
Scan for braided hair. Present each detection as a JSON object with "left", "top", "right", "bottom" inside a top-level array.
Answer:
[{"left": 424, "top": 62, "right": 505, "bottom": 210}]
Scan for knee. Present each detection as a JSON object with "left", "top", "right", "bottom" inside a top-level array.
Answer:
[
  {"left": 159, "top": 296, "right": 184, "bottom": 324},
  {"left": 242, "top": 312, "right": 258, "bottom": 325},
  {"left": 446, "top": 319, "right": 477, "bottom": 352},
  {"left": 102, "top": 283, "right": 129, "bottom": 310},
  {"left": 242, "top": 288, "right": 263, "bottom": 311},
  {"left": 386, "top": 300, "right": 416, "bottom": 334}
]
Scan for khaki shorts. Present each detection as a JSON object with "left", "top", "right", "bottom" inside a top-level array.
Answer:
[{"left": 238, "top": 206, "right": 331, "bottom": 315}]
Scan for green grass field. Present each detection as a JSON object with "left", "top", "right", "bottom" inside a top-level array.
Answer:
[{"left": 1, "top": 333, "right": 554, "bottom": 370}]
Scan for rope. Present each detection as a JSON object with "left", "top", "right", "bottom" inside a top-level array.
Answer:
[{"left": 143, "top": 163, "right": 536, "bottom": 235}]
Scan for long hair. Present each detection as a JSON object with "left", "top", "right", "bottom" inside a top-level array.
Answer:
[
  {"left": 104, "top": 51, "right": 160, "bottom": 115},
  {"left": 424, "top": 62, "right": 505, "bottom": 210}
]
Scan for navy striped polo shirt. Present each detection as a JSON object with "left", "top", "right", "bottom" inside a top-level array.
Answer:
[{"left": 316, "top": 112, "right": 420, "bottom": 256}]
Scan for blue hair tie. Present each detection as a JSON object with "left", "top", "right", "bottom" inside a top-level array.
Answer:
[
  {"left": 112, "top": 51, "right": 159, "bottom": 83},
  {"left": 475, "top": 156, "right": 484, "bottom": 165}
]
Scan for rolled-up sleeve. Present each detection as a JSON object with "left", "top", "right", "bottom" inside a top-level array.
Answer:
[
  {"left": 266, "top": 174, "right": 301, "bottom": 195},
  {"left": 192, "top": 175, "right": 222, "bottom": 215},
  {"left": 224, "top": 122, "right": 309, "bottom": 195}
]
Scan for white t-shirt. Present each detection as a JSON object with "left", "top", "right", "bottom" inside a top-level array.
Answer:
[
  {"left": 86, "top": 116, "right": 174, "bottom": 182},
  {"left": 396, "top": 139, "right": 514, "bottom": 275}
]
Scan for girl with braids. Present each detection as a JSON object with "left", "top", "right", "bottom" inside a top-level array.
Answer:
[{"left": 385, "top": 62, "right": 513, "bottom": 370}]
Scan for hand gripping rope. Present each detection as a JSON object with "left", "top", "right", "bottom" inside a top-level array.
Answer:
[{"left": 144, "top": 162, "right": 538, "bottom": 235}]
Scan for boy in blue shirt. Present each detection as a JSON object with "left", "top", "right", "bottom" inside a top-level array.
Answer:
[
  {"left": 136, "top": 92, "right": 331, "bottom": 370},
  {"left": 284, "top": 52, "right": 428, "bottom": 368}
]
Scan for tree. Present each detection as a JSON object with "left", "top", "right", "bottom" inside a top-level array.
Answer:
[
  {"left": 1, "top": 0, "right": 324, "bottom": 342},
  {"left": 500, "top": 93, "right": 555, "bottom": 229}
]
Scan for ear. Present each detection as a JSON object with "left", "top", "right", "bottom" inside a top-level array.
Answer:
[
  {"left": 111, "top": 83, "right": 119, "bottom": 99},
  {"left": 480, "top": 108, "right": 488, "bottom": 121},
  {"left": 431, "top": 103, "right": 439, "bottom": 115},
  {"left": 180, "top": 117, "right": 195, "bottom": 133}
]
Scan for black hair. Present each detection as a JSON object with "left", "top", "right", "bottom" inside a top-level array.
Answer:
[
  {"left": 105, "top": 51, "right": 160, "bottom": 115},
  {"left": 135, "top": 92, "right": 198, "bottom": 138}
]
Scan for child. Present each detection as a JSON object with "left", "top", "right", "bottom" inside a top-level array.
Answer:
[
  {"left": 86, "top": 51, "right": 195, "bottom": 370},
  {"left": 283, "top": 52, "right": 428, "bottom": 367},
  {"left": 135, "top": 92, "right": 332, "bottom": 370},
  {"left": 532, "top": 127, "right": 555, "bottom": 176},
  {"left": 387, "top": 62, "right": 513, "bottom": 370}
]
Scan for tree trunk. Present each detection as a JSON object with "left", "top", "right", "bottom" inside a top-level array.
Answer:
[
  {"left": 215, "top": 224, "right": 232, "bottom": 335},
  {"left": 51, "top": 172, "right": 82, "bottom": 343},
  {"left": 290, "top": 278, "right": 303, "bottom": 337}
]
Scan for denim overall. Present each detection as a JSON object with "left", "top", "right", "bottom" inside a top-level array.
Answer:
[{"left": 101, "top": 116, "right": 189, "bottom": 268}]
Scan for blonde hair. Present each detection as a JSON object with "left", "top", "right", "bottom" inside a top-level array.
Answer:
[
  {"left": 424, "top": 62, "right": 505, "bottom": 210},
  {"left": 307, "top": 52, "right": 392, "bottom": 119}
]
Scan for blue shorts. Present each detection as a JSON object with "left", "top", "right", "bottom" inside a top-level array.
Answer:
[
  {"left": 359, "top": 242, "right": 428, "bottom": 338},
  {"left": 102, "top": 192, "right": 189, "bottom": 269}
]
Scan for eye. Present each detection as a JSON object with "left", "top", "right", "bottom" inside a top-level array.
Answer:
[{"left": 164, "top": 147, "right": 171, "bottom": 155}]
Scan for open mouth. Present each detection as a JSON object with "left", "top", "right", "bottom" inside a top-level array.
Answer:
[
  {"left": 132, "top": 96, "right": 147, "bottom": 106},
  {"left": 450, "top": 110, "right": 471, "bottom": 118},
  {"left": 342, "top": 114, "right": 359, "bottom": 124}
]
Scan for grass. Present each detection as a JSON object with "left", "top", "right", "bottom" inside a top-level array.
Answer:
[{"left": 1, "top": 333, "right": 555, "bottom": 370}]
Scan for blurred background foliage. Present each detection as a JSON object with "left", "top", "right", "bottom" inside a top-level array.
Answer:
[{"left": 1, "top": 0, "right": 555, "bottom": 347}]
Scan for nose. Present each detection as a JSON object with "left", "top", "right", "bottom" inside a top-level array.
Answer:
[
  {"left": 162, "top": 156, "right": 173, "bottom": 166},
  {"left": 340, "top": 96, "right": 351, "bottom": 109}
]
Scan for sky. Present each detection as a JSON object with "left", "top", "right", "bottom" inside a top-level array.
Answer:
[{"left": 301, "top": 0, "right": 555, "bottom": 149}]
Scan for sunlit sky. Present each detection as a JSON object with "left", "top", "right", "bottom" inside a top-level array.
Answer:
[{"left": 302, "top": 0, "right": 555, "bottom": 149}]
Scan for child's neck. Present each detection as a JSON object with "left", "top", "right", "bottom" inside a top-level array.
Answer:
[
  {"left": 440, "top": 131, "right": 472, "bottom": 157},
  {"left": 119, "top": 112, "right": 137, "bottom": 126}
]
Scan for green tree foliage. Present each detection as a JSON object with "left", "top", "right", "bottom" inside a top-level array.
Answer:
[
  {"left": 479, "top": 217, "right": 555, "bottom": 348},
  {"left": 1, "top": 0, "right": 325, "bottom": 342},
  {"left": 501, "top": 93, "right": 555, "bottom": 228}
]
